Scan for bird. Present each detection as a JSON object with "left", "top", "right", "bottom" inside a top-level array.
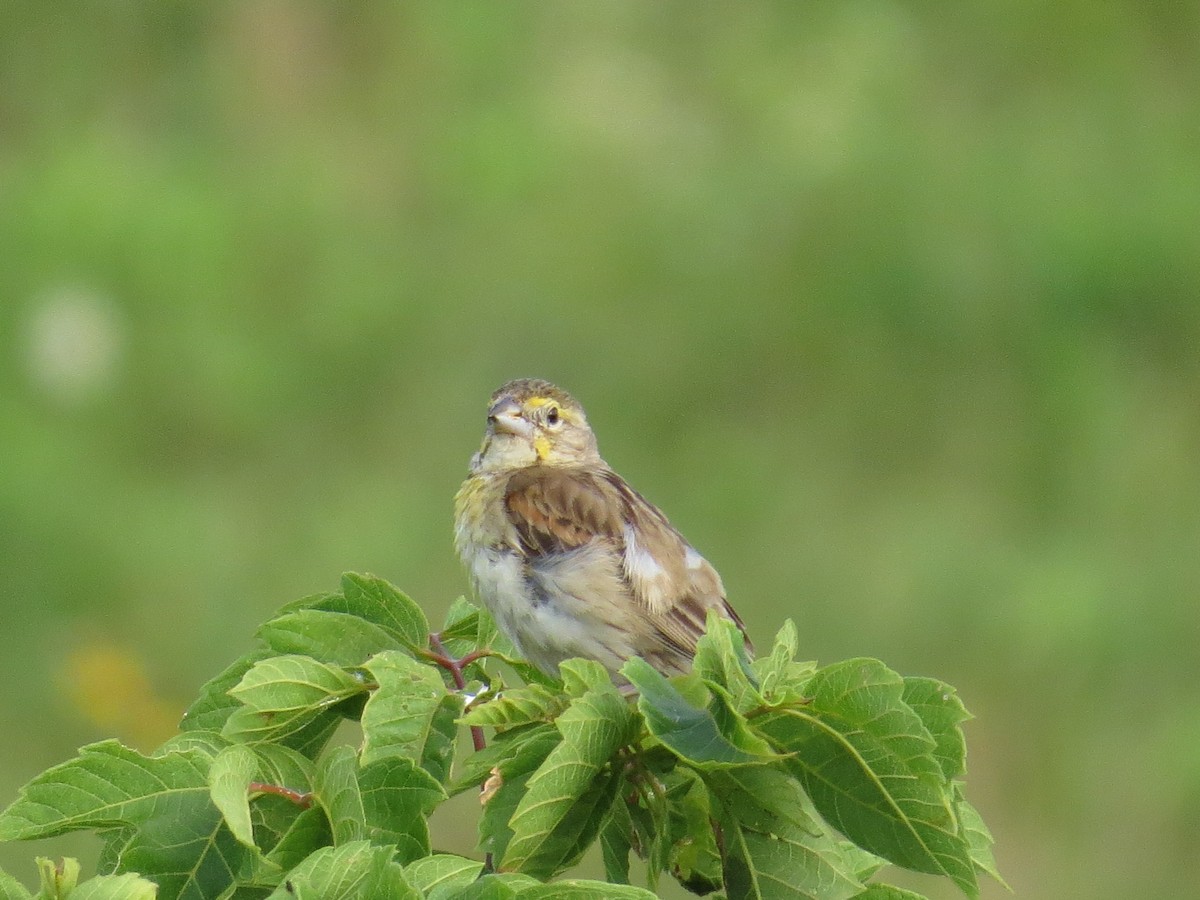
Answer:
[{"left": 454, "top": 378, "right": 750, "bottom": 682}]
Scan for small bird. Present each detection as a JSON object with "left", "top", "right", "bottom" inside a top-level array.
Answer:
[{"left": 454, "top": 378, "right": 750, "bottom": 681}]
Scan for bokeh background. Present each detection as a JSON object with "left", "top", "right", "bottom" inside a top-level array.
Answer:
[{"left": 2, "top": 3, "right": 1198, "bottom": 897}]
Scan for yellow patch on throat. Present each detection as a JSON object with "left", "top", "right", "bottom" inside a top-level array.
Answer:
[{"left": 533, "top": 435, "right": 552, "bottom": 460}]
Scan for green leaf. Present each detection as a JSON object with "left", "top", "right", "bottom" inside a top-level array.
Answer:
[
  {"left": 236, "top": 745, "right": 318, "bottom": 873},
  {"left": 752, "top": 620, "right": 815, "bottom": 703},
  {"left": 438, "top": 597, "right": 485, "bottom": 658},
  {"left": 754, "top": 659, "right": 977, "bottom": 897},
  {"left": 453, "top": 723, "right": 562, "bottom": 797},
  {"left": 773, "top": 617, "right": 799, "bottom": 657},
  {"left": 719, "top": 818, "right": 864, "bottom": 900},
  {"left": 502, "top": 685, "right": 635, "bottom": 878},
  {"left": 665, "top": 770, "right": 723, "bottom": 894},
  {"left": 228, "top": 655, "right": 365, "bottom": 717},
  {"left": 94, "top": 827, "right": 134, "bottom": 879},
  {"left": 706, "top": 766, "right": 864, "bottom": 900},
  {"left": 518, "top": 881, "right": 658, "bottom": 898},
  {"left": 36, "top": 856, "right": 79, "bottom": 897},
  {"left": 262, "top": 806, "right": 331, "bottom": 874},
  {"left": 277, "top": 713, "right": 345, "bottom": 759},
  {"left": 623, "top": 658, "right": 777, "bottom": 768},
  {"left": 473, "top": 725, "right": 566, "bottom": 864},
  {"left": 264, "top": 840, "right": 419, "bottom": 900},
  {"left": 449, "top": 873, "right": 540, "bottom": 900},
  {"left": 479, "top": 767, "right": 537, "bottom": 868},
  {"left": 693, "top": 611, "right": 762, "bottom": 711},
  {"left": 424, "top": 693, "right": 466, "bottom": 785},
  {"left": 627, "top": 770, "right": 671, "bottom": 892},
  {"left": 258, "top": 609, "right": 404, "bottom": 668},
  {"left": 902, "top": 677, "right": 971, "bottom": 782},
  {"left": 485, "top": 652, "right": 562, "bottom": 690},
  {"left": 598, "top": 796, "right": 633, "bottom": 885},
  {"left": 558, "top": 659, "right": 610, "bottom": 698},
  {"left": 460, "top": 684, "right": 566, "bottom": 730},
  {"left": 706, "top": 765, "right": 817, "bottom": 833},
  {"left": 469, "top": 604, "right": 503, "bottom": 660},
  {"left": 286, "top": 715, "right": 346, "bottom": 759},
  {"left": 836, "top": 840, "right": 889, "bottom": 883},
  {"left": 340, "top": 573, "right": 428, "bottom": 650},
  {"left": 180, "top": 649, "right": 274, "bottom": 734},
  {"left": 60, "top": 872, "right": 159, "bottom": 900},
  {"left": 849, "top": 886, "right": 930, "bottom": 899},
  {"left": 456, "top": 615, "right": 557, "bottom": 689},
  {"left": 273, "top": 576, "right": 428, "bottom": 654},
  {"left": 402, "top": 854, "right": 484, "bottom": 899},
  {"left": 515, "top": 769, "right": 621, "bottom": 880},
  {"left": 0, "top": 865, "right": 31, "bottom": 900},
  {"left": 360, "top": 650, "right": 460, "bottom": 782},
  {"left": 708, "top": 681, "right": 780, "bottom": 757},
  {"left": 358, "top": 756, "right": 445, "bottom": 864},
  {"left": 223, "top": 655, "right": 366, "bottom": 745},
  {"left": 158, "top": 729, "right": 230, "bottom": 758},
  {"left": 441, "top": 596, "right": 481, "bottom": 636},
  {"left": 956, "top": 793, "right": 1006, "bottom": 888},
  {"left": 209, "top": 744, "right": 260, "bottom": 849},
  {"left": 250, "top": 744, "right": 316, "bottom": 796},
  {"left": 312, "top": 747, "right": 365, "bottom": 846},
  {"left": 0, "top": 740, "right": 244, "bottom": 900},
  {"left": 276, "top": 590, "right": 343, "bottom": 613}
]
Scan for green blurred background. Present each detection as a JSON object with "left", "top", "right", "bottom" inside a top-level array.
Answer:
[{"left": 2, "top": 2, "right": 1197, "bottom": 897}]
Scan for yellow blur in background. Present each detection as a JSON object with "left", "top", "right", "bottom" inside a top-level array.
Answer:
[
  {"left": 62, "top": 639, "right": 180, "bottom": 752},
  {"left": 1, "top": 3, "right": 1198, "bottom": 898}
]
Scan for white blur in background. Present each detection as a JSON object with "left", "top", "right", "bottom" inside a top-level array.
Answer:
[{"left": 22, "top": 286, "right": 126, "bottom": 403}]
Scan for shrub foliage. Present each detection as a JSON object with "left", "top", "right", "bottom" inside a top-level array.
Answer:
[{"left": 0, "top": 574, "right": 1001, "bottom": 899}]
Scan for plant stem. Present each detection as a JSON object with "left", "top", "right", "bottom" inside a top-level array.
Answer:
[
  {"left": 428, "top": 632, "right": 487, "bottom": 752},
  {"left": 427, "top": 630, "right": 494, "bottom": 872},
  {"left": 248, "top": 782, "right": 313, "bottom": 809}
]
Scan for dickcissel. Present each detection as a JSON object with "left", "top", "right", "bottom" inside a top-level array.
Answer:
[{"left": 454, "top": 378, "right": 750, "bottom": 681}]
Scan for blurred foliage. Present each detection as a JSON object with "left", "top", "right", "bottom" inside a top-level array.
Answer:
[{"left": 0, "top": 2, "right": 1197, "bottom": 897}]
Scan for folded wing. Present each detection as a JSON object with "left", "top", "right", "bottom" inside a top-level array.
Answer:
[{"left": 504, "top": 465, "right": 750, "bottom": 674}]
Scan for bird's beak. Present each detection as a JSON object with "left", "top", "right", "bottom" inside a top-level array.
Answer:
[{"left": 487, "top": 396, "right": 530, "bottom": 436}]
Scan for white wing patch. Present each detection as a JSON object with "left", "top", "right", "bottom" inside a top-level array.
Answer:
[
  {"left": 684, "top": 545, "right": 705, "bottom": 571},
  {"left": 623, "top": 523, "right": 672, "bottom": 613}
]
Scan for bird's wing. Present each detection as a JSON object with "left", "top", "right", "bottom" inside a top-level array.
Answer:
[
  {"left": 503, "top": 465, "right": 625, "bottom": 554},
  {"left": 503, "top": 465, "right": 750, "bottom": 668},
  {"left": 607, "top": 470, "right": 751, "bottom": 665}
]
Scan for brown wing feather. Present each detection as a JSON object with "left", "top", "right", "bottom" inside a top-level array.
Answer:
[
  {"left": 505, "top": 464, "right": 751, "bottom": 673},
  {"left": 504, "top": 466, "right": 624, "bottom": 556},
  {"left": 606, "top": 474, "right": 752, "bottom": 669}
]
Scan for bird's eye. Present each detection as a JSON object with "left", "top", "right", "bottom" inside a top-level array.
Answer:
[{"left": 546, "top": 406, "right": 560, "bottom": 426}]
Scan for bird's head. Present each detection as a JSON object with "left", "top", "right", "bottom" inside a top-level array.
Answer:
[{"left": 470, "top": 378, "right": 600, "bottom": 473}]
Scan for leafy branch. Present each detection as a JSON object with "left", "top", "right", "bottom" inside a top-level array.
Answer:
[{"left": 0, "top": 573, "right": 1002, "bottom": 899}]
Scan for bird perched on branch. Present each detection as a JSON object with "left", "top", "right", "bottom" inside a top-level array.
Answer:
[{"left": 454, "top": 378, "right": 750, "bottom": 682}]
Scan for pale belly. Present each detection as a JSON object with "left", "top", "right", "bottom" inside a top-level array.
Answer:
[{"left": 464, "top": 543, "right": 636, "bottom": 676}]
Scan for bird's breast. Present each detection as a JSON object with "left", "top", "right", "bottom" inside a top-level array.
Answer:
[{"left": 454, "top": 474, "right": 511, "bottom": 555}]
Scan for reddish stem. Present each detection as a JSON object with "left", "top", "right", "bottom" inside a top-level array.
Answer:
[
  {"left": 427, "top": 631, "right": 494, "bottom": 871},
  {"left": 248, "top": 781, "right": 313, "bottom": 809},
  {"left": 427, "top": 632, "right": 487, "bottom": 753}
]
